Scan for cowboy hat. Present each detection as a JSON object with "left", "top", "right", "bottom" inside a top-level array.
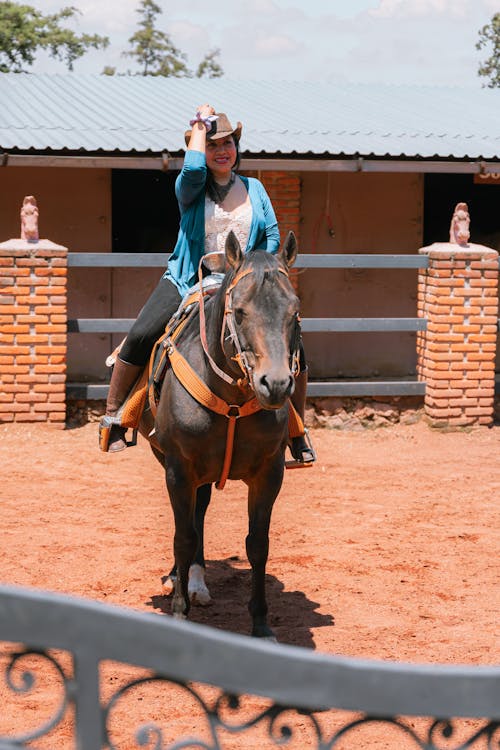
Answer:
[{"left": 184, "top": 112, "right": 242, "bottom": 147}]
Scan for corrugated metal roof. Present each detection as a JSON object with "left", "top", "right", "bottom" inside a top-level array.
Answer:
[{"left": 0, "top": 73, "right": 499, "bottom": 160}]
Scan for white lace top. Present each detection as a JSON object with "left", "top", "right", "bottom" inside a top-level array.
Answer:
[{"left": 205, "top": 196, "right": 253, "bottom": 254}]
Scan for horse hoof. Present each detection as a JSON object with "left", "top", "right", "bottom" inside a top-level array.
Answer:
[
  {"left": 172, "top": 611, "right": 187, "bottom": 620},
  {"left": 188, "top": 564, "right": 211, "bottom": 606},
  {"left": 162, "top": 575, "right": 176, "bottom": 596},
  {"left": 251, "top": 625, "right": 277, "bottom": 641},
  {"left": 190, "top": 589, "right": 211, "bottom": 606}
]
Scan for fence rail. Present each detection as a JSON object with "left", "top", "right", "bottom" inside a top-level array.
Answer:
[
  {"left": 67, "top": 252, "right": 430, "bottom": 269},
  {"left": 67, "top": 252, "right": 432, "bottom": 400},
  {"left": 67, "top": 317, "right": 427, "bottom": 334},
  {"left": 0, "top": 585, "right": 498, "bottom": 749}
]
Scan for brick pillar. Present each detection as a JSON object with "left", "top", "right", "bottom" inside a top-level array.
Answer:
[
  {"left": 260, "top": 171, "right": 301, "bottom": 292},
  {"left": 417, "top": 243, "right": 498, "bottom": 427},
  {"left": 0, "top": 239, "right": 68, "bottom": 427}
]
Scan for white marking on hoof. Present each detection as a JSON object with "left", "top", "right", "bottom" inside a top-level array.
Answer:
[
  {"left": 162, "top": 575, "right": 176, "bottom": 596},
  {"left": 172, "top": 611, "right": 187, "bottom": 620},
  {"left": 188, "top": 564, "right": 211, "bottom": 606}
]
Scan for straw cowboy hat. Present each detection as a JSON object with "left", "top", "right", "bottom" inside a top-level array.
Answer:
[{"left": 184, "top": 112, "right": 242, "bottom": 146}]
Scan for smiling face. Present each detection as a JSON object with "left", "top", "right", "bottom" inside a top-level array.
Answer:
[{"left": 205, "top": 136, "right": 237, "bottom": 180}]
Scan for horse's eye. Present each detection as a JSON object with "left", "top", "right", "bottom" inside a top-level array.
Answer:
[{"left": 234, "top": 308, "right": 245, "bottom": 325}]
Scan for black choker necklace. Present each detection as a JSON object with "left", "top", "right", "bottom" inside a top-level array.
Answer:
[{"left": 208, "top": 172, "right": 236, "bottom": 205}]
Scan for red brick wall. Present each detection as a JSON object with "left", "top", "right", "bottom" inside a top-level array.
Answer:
[
  {"left": 0, "top": 243, "right": 67, "bottom": 426},
  {"left": 254, "top": 171, "right": 302, "bottom": 293},
  {"left": 417, "top": 247, "right": 499, "bottom": 426}
]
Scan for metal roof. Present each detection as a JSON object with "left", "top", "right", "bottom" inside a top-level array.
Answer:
[{"left": 1, "top": 73, "right": 499, "bottom": 160}]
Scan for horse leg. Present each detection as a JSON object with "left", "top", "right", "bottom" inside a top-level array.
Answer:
[
  {"left": 166, "top": 466, "right": 198, "bottom": 620},
  {"left": 163, "top": 484, "right": 212, "bottom": 605},
  {"left": 188, "top": 483, "right": 212, "bottom": 604},
  {"left": 246, "top": 470, "right": 283, "bottom": 639}
]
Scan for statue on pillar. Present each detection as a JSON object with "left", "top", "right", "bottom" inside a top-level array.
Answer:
[
  {"left": 448, "top": 202, "right": 470, "bottom": 246},
  {"left": 20, "top": 195, "right": 39, "bottom": 243}
]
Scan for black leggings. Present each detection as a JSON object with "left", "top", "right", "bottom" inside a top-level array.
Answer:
[{"left": 120, "top": 275, "right": 182, "bottom": 366}]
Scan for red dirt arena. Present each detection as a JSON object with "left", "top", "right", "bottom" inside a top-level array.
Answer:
[{"left": 0, "top": 419, "right": 499, "bottom": 748}]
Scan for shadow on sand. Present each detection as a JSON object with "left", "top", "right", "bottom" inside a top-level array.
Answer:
[{"left": 146, "top": 557, "right": 334, "bottom": 649}]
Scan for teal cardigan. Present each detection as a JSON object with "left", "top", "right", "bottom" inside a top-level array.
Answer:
[{"left": 163, "top": 149, "right": 280, "bottom": 297}]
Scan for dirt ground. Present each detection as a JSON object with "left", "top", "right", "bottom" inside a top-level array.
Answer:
[{"left": 0, "top": 419, "right": 499, "bottom": 748}]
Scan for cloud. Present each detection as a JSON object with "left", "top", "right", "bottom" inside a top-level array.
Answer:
[
  {"left": 254, "top": 34, "right": 303, "bottom": 57},
  {"left": 25, "top": 0, "right": 498, "bottom": 84},
  {"left": 371, "top": 0, "right": 486, "bottom": 18}
]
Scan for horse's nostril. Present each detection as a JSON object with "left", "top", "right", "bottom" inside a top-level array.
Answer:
[
  {"left": 259, "top": 375, "right": 270, "bottom": 395},
  {"left": 258, "top": 373, "right": 294, "bottom": 402}
]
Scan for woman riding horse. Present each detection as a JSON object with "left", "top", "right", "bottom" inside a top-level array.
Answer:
[{"left": 100, "top": 103, "right": 314, "bottom": 465}]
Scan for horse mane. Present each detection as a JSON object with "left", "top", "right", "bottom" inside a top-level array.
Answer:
[{"left": 223, "top": 249, "right": 285, "bottom": 293}]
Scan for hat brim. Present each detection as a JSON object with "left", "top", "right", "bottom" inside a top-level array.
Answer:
[{"left": 184, "top": 122, "right": 242, "bottom": 147}]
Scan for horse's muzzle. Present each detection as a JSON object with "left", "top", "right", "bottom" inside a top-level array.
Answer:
[{"left": 254, "top": 372, "right": 294, "bottom": 409}]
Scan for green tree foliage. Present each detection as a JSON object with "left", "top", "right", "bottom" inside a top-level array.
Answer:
[
  {"left": 0, "top": 1, "right": 109, "bottom": 73},
  {"left": 477, "top": 12, "right": 500, "bottom": 88},
  {"left": 120, "top": 0, "right": 223, "bottom": 78},
  {"left": 124, "top": 0, "right": 189, "bottom": 76},
  {"left": 196, "top": 48, "right": 223, "bottom": 79}
]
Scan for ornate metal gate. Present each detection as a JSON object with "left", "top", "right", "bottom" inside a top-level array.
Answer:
[{"left": 0, "top": 585, "right": 498, "bottom": 749}]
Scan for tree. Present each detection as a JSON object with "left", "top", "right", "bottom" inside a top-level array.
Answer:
[
  {"left": 123, "top": 0, "right": 189, "bottom": 77},
  {"left": 196, "top": 48, "right": 223, "bottom": 79},
  {"left": 0, "top": 1, "right": 109, "bottom": 73},
  {"left": 477, "top": 13, "right": 500, "bottom": 88},
  {"left": 120, "top": 0, "right": 223, "bottom": 78}
]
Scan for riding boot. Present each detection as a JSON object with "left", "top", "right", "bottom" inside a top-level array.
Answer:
[
  {"left": 102, "top": 357, "right": 143, "bottom": 452},
  {"left": 289, "top": 368, "right": 316, "bottom": 463}
]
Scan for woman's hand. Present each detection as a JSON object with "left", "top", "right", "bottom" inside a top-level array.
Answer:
[
  {"left": 187, "top": 104, "right": 217, "bottom": 152},
  {"left": 196, "top": 104, "right": 215, "bottom": 119}
]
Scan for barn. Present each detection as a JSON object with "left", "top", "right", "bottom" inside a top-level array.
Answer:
[{"left": 0, "top": 74, "right": 499, "bottom": 423}]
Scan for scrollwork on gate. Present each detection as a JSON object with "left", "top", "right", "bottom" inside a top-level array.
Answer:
[
  {"left": 0, "top": 648, "right": 72, "bottom": 745},
  {"left": 0, "top": 642, "right": 498, "bottom": 749}
]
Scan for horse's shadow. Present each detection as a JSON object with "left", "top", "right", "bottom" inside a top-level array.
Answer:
[{"left": 146, "top": 558, "right": 334, "bottom": 649}]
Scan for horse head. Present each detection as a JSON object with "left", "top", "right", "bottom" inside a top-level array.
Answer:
[
  {"left": 222, "top": 231, "right": 300, "bottom": 409},
  {"left": 449, "top": 202, "right": 470, "bottom": 246}
]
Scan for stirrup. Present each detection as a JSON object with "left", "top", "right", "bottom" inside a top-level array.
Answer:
[
  {"left": 99, "top": 415, "right": 137, "bottom": 452},
  {"left": 285, "top": 428, "right": 316, "bottom": 469}
]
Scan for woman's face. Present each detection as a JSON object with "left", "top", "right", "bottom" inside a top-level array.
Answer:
[{"left": 205, "top": 136, "right": 237, "bottom": 179}]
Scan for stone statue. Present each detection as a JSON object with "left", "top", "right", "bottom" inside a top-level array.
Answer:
[
  {"left": 20, "top": 195, "right": 39, "bottom": 242},
  {"left": 449, "top": 202, "right": 470, "bottom": 246}
]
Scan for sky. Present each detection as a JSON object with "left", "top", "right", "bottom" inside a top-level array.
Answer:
[{"left": 28, "top": 0, "right": 500, "bottom": 87}]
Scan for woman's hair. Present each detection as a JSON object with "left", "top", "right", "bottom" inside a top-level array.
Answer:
[{"left": 232, "top": 140, "right": 241, "bottom": 171}]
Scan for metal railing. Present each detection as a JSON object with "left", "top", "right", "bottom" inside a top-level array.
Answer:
[
  {"left": 67, "top": 252, "right": 430, "bottom": 399},
  {"left": 0, "top": 585, "right": 498, "bottom": 749}
]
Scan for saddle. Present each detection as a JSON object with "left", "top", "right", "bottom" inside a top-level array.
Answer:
[{"left": 103, "top": 279, "right": 217, "bottom": 448}]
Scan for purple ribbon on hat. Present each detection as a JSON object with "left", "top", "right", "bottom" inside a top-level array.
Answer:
[{"left": 189, "top": 113, "right": 219, "bottom": 131}]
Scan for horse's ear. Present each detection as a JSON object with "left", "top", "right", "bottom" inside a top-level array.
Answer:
[
  {"left": 279, "top": 231, "right": 298, "bottom": 269},
  {"left": 225, "top": 230, "right": 243, "bottom": 269}
]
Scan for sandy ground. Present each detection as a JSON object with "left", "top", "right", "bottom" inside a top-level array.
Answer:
[{"left": 0, "top": 420, "right": 499, "bottom": 748}]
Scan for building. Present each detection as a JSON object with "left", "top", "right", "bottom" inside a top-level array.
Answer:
[{"left": 1, "top": 74, "right": 499, "bottom": 388}]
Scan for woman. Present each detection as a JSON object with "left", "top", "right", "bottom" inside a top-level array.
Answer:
[{"left": 101, "top": 103, "right": 314, "bottom": 463}]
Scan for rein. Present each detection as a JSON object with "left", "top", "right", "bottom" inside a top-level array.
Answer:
[
  {"left": 165, "top": 257, "right": 300, "bottom": 490},
  {"left": 198, "top": 264, "right": 253, "bottom": 388}
]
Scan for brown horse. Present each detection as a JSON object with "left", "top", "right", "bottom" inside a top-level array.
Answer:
[{"left": 140, "top": 231, "right": 299, "bottom": 638}]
